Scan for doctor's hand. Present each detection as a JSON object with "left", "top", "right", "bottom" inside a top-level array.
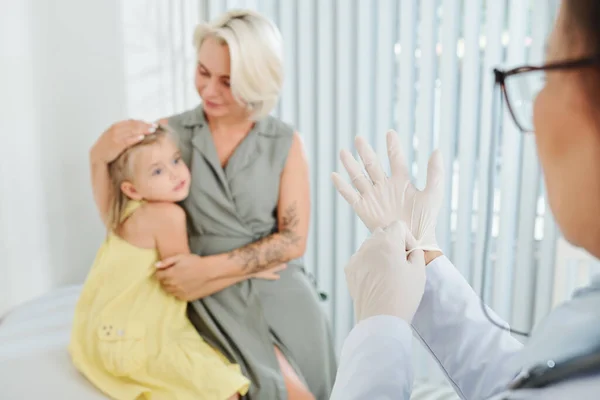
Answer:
[
  {"left": 345, "top": 220, "right": 426, "bottom": 323},
  {"left": 332, "top": 130, "right": 444, "bottom": 252}
]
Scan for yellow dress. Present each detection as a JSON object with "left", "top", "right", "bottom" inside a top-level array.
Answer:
[{"left": 69, "top": 201, "right": 250, "bottom": 400}]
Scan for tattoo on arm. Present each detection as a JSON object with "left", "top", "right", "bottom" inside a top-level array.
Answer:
[{"left": 228, "top": 202, "right": 302, "bottom": 273}]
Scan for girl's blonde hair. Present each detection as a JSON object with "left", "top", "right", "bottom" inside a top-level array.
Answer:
[
  {"left": 106, "top": 126, "right": 171, "bottom": 231},
  {"left": 193, "top": 9, "right": 284, "bottom": 120}
]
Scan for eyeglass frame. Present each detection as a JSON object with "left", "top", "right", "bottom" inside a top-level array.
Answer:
[{"left": 493, "top": 56, "right": 600, "bottom": 134}]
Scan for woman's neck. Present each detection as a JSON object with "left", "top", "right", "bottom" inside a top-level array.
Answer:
[{"left": 205, "top": 111, "right": 254, "bottom": 137}]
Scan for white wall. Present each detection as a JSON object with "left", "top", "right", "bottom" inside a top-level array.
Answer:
[{"left": 0, "top": 0, "right": 127, "bottom": 316}]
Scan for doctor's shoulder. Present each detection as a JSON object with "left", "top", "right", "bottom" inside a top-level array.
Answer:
[
  {"left": 491, "top": 374, "right": 600, "bottom": 399},
  {"left": 495, "top": 288, "right": 600, "bottom": 399}
]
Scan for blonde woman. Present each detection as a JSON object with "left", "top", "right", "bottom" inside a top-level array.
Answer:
[{"left": 90, "top": 9, "right": 336, "bottom": 400}]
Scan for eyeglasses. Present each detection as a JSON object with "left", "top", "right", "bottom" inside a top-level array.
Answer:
[{"left": 494, "top": 56, "right": 600, "bottom": 133}]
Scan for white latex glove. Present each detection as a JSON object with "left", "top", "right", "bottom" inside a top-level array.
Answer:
[
  {"left": 345, "top": 220, "right": 426, "bottom": 323},
  {"left": 332, "top": 130, "right": 444, "bottom": 252}
]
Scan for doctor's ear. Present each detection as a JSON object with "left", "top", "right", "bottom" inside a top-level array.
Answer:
[{"left": 120, "top": 181, "right": 143, "bottom": 200}]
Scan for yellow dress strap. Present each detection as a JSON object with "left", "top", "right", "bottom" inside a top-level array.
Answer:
[{"left": 121, "top": 200, "right": 144, "bottom": 222}]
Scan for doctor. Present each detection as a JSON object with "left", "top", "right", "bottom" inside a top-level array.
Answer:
[{"left": 330, "top": 1, "right": 600, "bottom": 399}]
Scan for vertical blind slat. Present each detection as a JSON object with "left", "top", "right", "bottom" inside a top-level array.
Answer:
[
  {"left": 257, "top": 0, "right": 278, "bottom": 25},
  {"left": 316, "top": 0, "right": 336, "bottom": 321},
  {"left": 243, "top": 0, "right": 259, "bottom": 10},
  {"left": 208, "top": 0, "right": 224, "bottom": 20},
  {"left": 436, "top": 0, "right": 461, "bottom": 255},
  {"left": 414, "top": 0, "right": 438, "bottom": 188},
  {"left": 529, "top": 0, "right": 559, "bottom": 328},
  {"left": 354, "top": 0, "right": 375, "bottom": 249},
  {"left": 454, "top": 0, "right": 482, "bottom": 279},
  {"left": 472, "top": 0, "right": 507, "bottom": 294},
  {"left": 167, "top": 2, "right": 176, "bottom": 113},
  {"left": 297, "top": 0, "right": 317, "bottom": 277},
  {"left": 375, "top": 0, "right": 397, "bottom": 160},
  {"left": 511, "top": 136, "right": 540, "bottom": 329},
  {"left": 179, "top": 0, "right": 189, "bottom": 109},
  {"left": 511, "top": 140, "right": 540, "bottom": 329},
  {"left": 334, "top": 0, "right": 356, "bottom": 354},
  {"left": 511, "top": 0, "right": 550, "bottom": 330},
  {"left": 414, "top": 0, "right": 461, "bottom": 382},
  {"left": 278, "top": 0, "right": 298, "bottom": 125},
  {"left": 493, "top": 0, "right": 528, "bottom": 317},
  {"left": 199, "top": 0, "right": 208, "bottom": 22},
  {"left": 397, "top": 0, "right": 418, "bottom": 173},
  {"left": 535, "top": 208, "right": 558, "bottom": 324}
]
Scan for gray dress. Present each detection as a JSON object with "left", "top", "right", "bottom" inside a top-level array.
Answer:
[{"left": 168, "top": 105, "right": 337, "bottom": 400}]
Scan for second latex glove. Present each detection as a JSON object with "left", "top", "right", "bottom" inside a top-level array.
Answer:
[
  {"left": 332, "top": 130, "right": 444, "bottom": 252},
  {"left": 345, "top": 220, "right": 426, "bottom": 323}
]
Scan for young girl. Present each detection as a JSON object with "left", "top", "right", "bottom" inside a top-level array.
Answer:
[{"left": 69, "top": 126, "right": 275, "bottom": 399}]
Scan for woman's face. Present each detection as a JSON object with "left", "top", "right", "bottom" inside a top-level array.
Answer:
[
  {"left": 195, "top": 36, "right": 247, "bottom": 119},
  {"left": 533, "top": 4, "right": 600, "bottom": 254}
]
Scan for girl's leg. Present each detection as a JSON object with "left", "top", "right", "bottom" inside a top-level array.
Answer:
[{"left": 274, "top": 346, "right": 316, "bottom": 400}]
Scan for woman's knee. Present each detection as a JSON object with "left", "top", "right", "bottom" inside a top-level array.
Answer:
[{"left": 273, "top": 346, "right": 315, "bottom": 400}]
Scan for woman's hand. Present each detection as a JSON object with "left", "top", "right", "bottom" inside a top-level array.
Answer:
[
  {"left": 250, "top": 264, "right": 287, "bottom": 280},
  {"left": 91, "top": 119, "right": 157, "bottom": 164},
  {"left": 154, "top": 254, "right": 218, "bottom": 301}
]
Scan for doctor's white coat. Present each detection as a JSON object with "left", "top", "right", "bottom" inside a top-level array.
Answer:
[{"left": 330, "top": 256, "right": 600, "bottom": 399}]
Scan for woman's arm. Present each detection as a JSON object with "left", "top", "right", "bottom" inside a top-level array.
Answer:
[
  {"left": 152, "top": 203, "right": 252, "bottom": 297},
  {"left": 89, "top": 120, "right": 156, "bottom": 226},
  {"left": 412, "top": 255, "right": 524, "bottom": 400},
  {"left": 89, "top": 154, "right": 112, "bottom": 227},
  {"left": 153, "top": 203, "right": 286, "bottom": 300},
  {"left": 207, "top": 132, "right": 310, "bottom": 277}
]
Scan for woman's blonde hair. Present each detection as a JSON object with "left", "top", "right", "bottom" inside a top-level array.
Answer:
[
  {"left": 106, "top": 126, "right": 171, "bottom": 231},
  {"left": 193, "top": 9, "right": 284, "bottom": 120}
]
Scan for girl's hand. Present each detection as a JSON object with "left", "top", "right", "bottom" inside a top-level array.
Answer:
[{"left": 91, "top": 119, "right": 157, "bottom": 164}]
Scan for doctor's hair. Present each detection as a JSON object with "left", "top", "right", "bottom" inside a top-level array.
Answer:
[
  {"left": 564, "top": 0, "right": 600, "bottom": 99},
  {"left": 193, "top": 9, "right": 284, "bottom": 120},
  {"left": 565, "top": 1, "right": 600, "bottom": 55},
  {"left": 106, "top": 125, "right": 173, "bottom": 232}
]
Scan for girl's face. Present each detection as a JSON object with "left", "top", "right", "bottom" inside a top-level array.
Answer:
[{"left": 121, "top": 137, "right": 191, "bottom": 203}]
